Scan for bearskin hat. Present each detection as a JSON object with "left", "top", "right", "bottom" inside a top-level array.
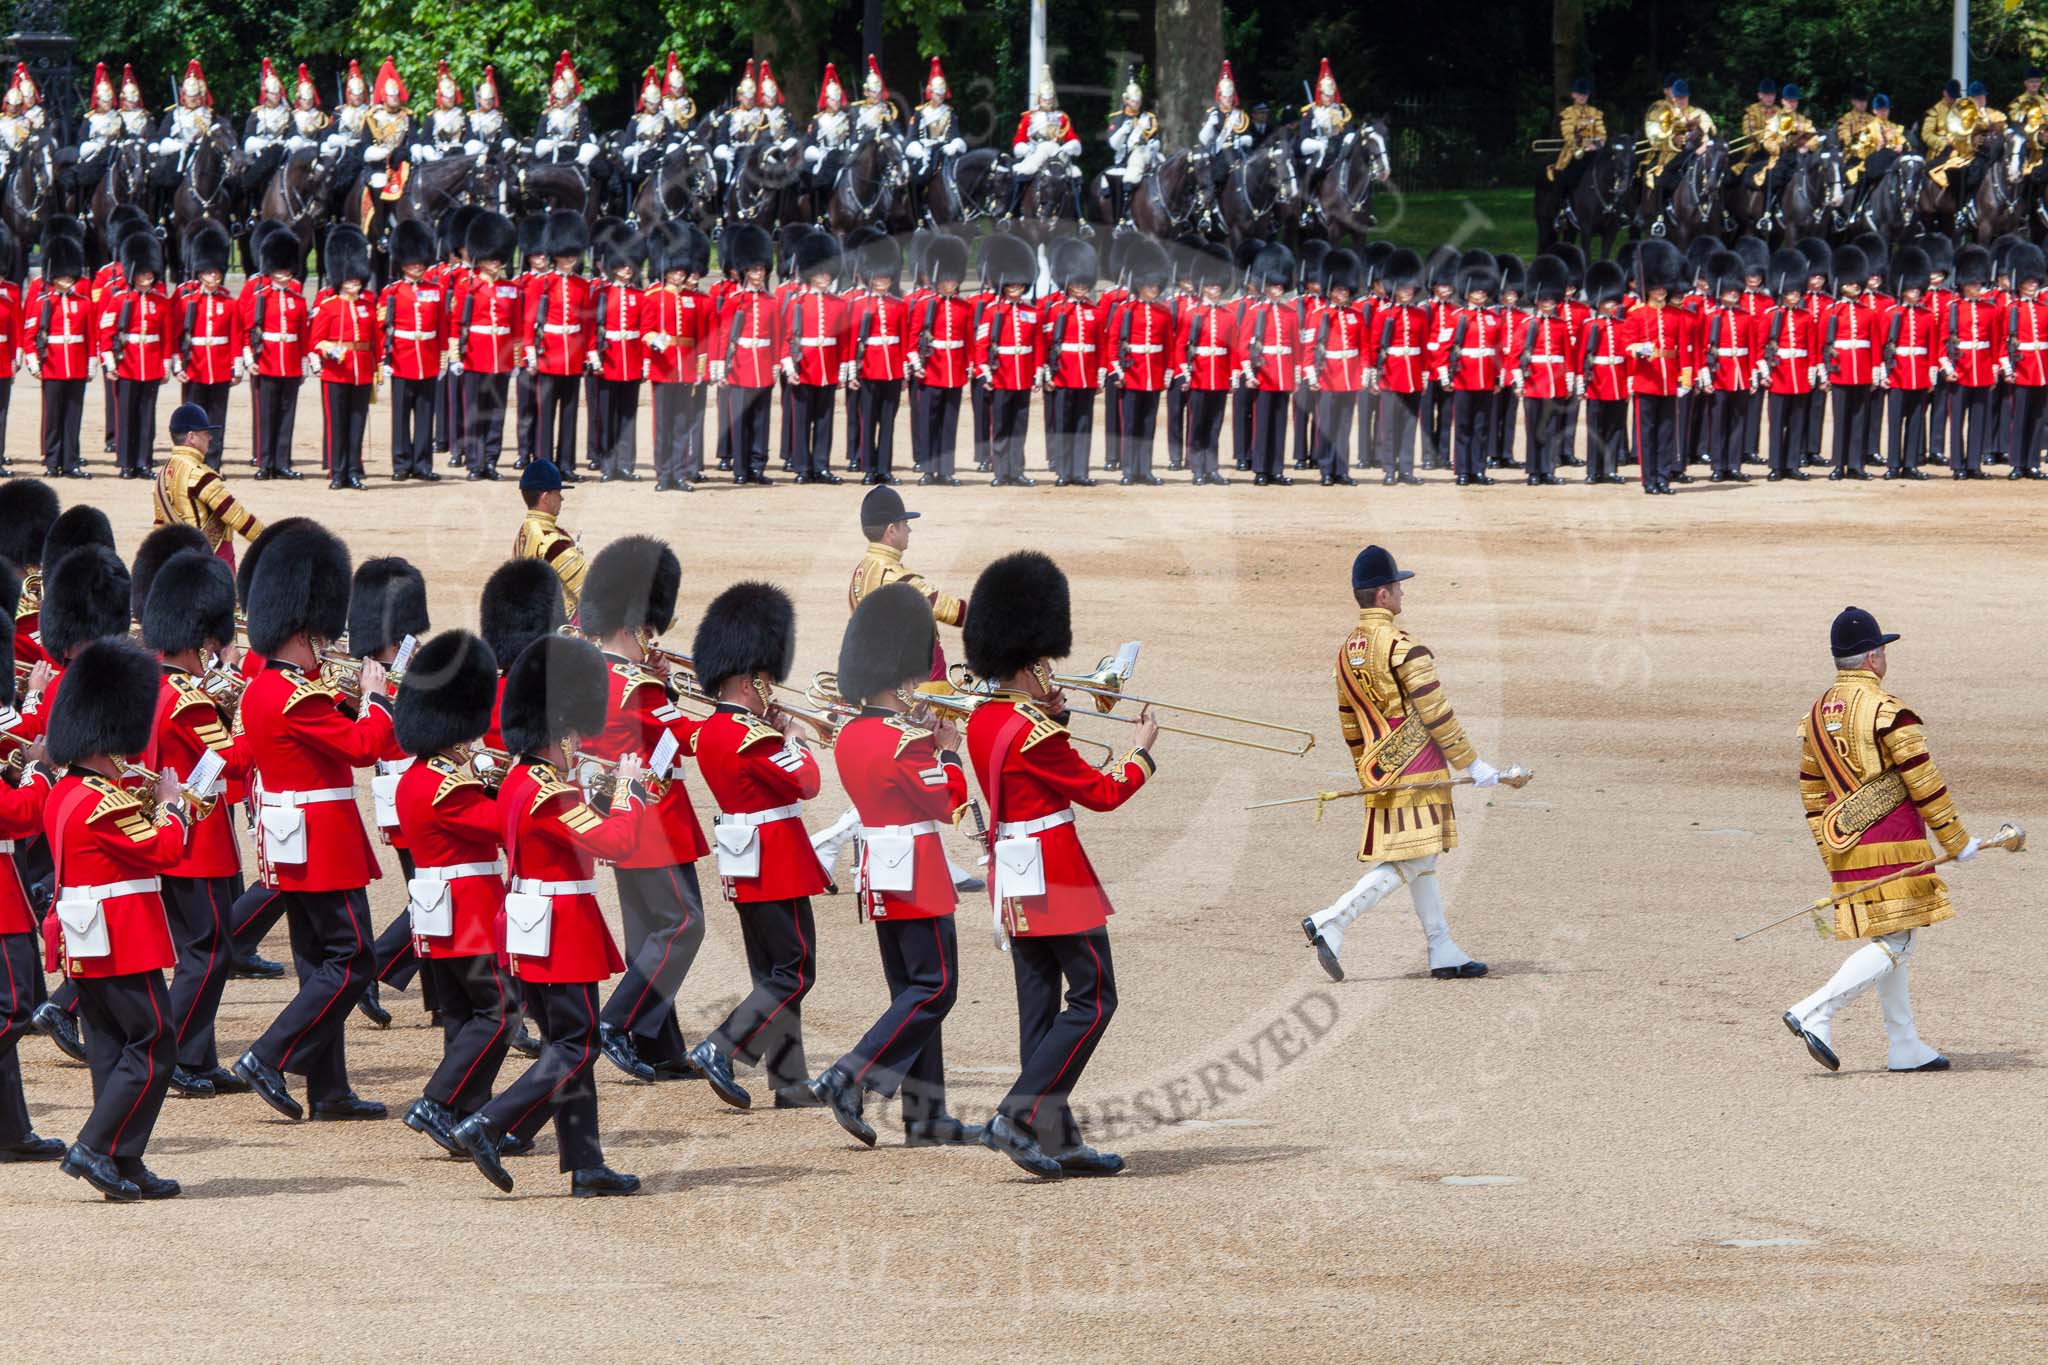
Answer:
[
  {"left": 1457, "top": 257, "right": 1500, "bottom": 301},
  {"left": 964, "top": 551, "right": 1071, "bottom": 681},
  {"left": 1893, "top": 245, "right": 1933, "bottom": 296},
  {"left": 1052, "top": 237, "right": 1099, "bottom": 291},
  {"left": 41, "top": 545, "right": 130, "bottom": 661},
  {"left": 927, "top": 235, "right": 968, "bottom": 285},
  {"left": 183, "top": 220, "right": 232, "bottom": 279},
  {"left": 41, "top": 233, "right": 83, "bottom": 282},
  {"left": 580, "top": 535, "right": 680, "bottom": 639},
  {"left": 860, "top": 232, "right": 903, "bottom": 283},
  {"left": 119, "top": 230, "right": 163, "bottom": 284},
  {"left": 1635, "top": 239, "right": 1683, "bottom": 297},
  {"left": 108, "top": 204, "right": 150, "bottom": 249},
  {"left": 1381, "top": 247, "right": 1424, "bottom": 295},
  {"left": 1794, "top": 236, "right": 1832, "bottom": 287},
  {"left": 1916, "top": 233, "right": 1954, "bottom": 280},
  {"left": 1767, "top": 247, "right": 1810, "bottom": 298},
  {"left": 1419, "top": 243, "right": 1455, "bottom": 294},
  {"left": 1955, "top": 244, "right": 1994, "bottom": 290},
  {"left": 1733, "top": 235, "right": 1770, "bottom": 281},
  {"left": 390, "top": 218, "right": 436, "bottom": 271},
  {"left": 676, "top": 222, "right": 712, "bottom": 277},
  {"left": 348, "top": 557, "right": 430, "bottom": 660},
  {"left": 2012, "top": 241, "right": 2048, "bottom": 288},
  {"left": 324, "top": 225, "right": 371, "bottom": 288},
  {"left": 439, "top": 204, "right": 481, "bottom": 260},
  {"left": 257, "top": 221, "right": 301, "bottom": 276},
  {"left": 1615, "top": 239, "right": 1639, "bottom": 284},
  {"left": 600, "top": 226, "right": 645, "bottom": 277},
  {"left": 129, "top": 523, "right": 208, "bottom": 623},
  {"left": 1324, "top": 249, "right": 1363, "bottom": 297},
  {"left": 141, "top": 549, "right": 236, "bottom": 656},
  {"left": 983, "top": 234, "right": 1035, "bottom": 290},
  {"left": 245, "top": 522, "right": 351, "bottom": 655},
  {"left": 480, "top": 559, "right": 567, "bottom": 676},
  {"left": 1526, "top": 253, "right": 1568, "bottom": 305},
  {"left": 500, "top": 634, "right": 609, "bottom": 754},
  {"left": 393, "top": 629, "right": 499, "bottom": 755},
  {"left": 1128, "top": 237, "right": 1170, "bottom": 291},
  {"left": 837, "top": 581, "right": 937, "bottom": 703},
  {"left": 1852, "top": 231, "right": 1888, "bottom": 280},
  {"left": 517, "top": 212, "right": 549, "bottom": 263},
  {"left": 1682, "top": 234, "right": 1720, "bottom": 283},
  {"left": 1993, "top": 232, "right": 2027, "bottom": 283},
  {"left": 42, "top": 504, "right": 113, "bottom": 574},
  {"left": 792, "top": 229, "right": 841, "bottom": 283},
  {"left": 692, "top": 581, "right": 796, "bottom": 691},
  {"left": 44, "top": 215, "right": 85, "bottom": 247},
  {"left": 234, "top": 515, "right": 317, "bottom": 611},
  {"left": 725, "top": 222, "right": 773, "bottom": 272},
  {"left": 1494, "top": 252, "right": 1525, "bottom": 299},
  {"left": 1296, "top": 239, "right": 1332, "bottom": 291},
  {"left": 1188, "top": 241, "right": 1232, "bottom": 290},
  {"left": 542, "top": 210, "right": 590, "bottom": 260},
  {"left": 1545, "top": 241, "right": 1585, "bottom": 292},
  {"left": 45, "top": 638, "right": 158, "bottom": 767},
  {"left": 1232, "top": 235, "right": 1266, "bottom": 283},
  {"left": 1705, "top": 250, "right": 1744, "bottom": 299},
  {"left": 1831, "top": 245, "right": 1868, "bottom": 294},
  {"left": 1585, "top": 260, "right": 1627, "bottom": 309},
  {"left": 465, "top": 211, "right": 516, "bottom": 268},
  {"left": 0, "top": 478, "right": 60, "bottom": 569},
  {"left": 1251, "top": 243, "right": 1295, "bottom": 291}
]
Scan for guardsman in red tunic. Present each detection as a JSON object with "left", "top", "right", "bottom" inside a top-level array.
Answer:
[
  {"left": 589, "top": 227, "right": 646, "bottom": 481},
  {"left": 1578, "top": 261, "right": 1632, "bottom": 483},
  {"left": 1173, "top": 247, "right": 1240, "bottom": 487},
  {"left": 2002, "top": 241, "right": 2048, "bottom": 479},
  {"left": 1040, "top": 238, "right": 1104, "bottom": 486},
  {"left": 0, "top": 234, "right": 19, "bottom": 474},
  {"left": 972, "top": 234, "right": 1042, "bottom": 487},
  {"left": 1113, "top": 239, "right": 1173, "bottom": 485},
  {"left": 1442, "top": 256, "right": 1507, "bottom": 486},
  {"left": 1308, "top": 249, "right": 1367, "bottom": 485},
  {"left": 572, "top": 536, "right": 711, "bottom": 1084},
  {"left": 685, "top": 582, "right": 828, "bottom": 1110},
  {"left": 137, "top": 548, "right": 254, "bottom": 1099},
  {"left": 1620, "top": 240, "right": 1694, "bottom": 494},
  {"left": 1878, "top": 246, "right": 1941, "bottom": 479},
  {"left": 908, "top": 236, "right": 972, "bottom": 485},
  {"left": 527, "top": 211, "right": 593, "bottom": 471},
  {"left": 713, "top": 223, "right": 779, "bottom": 484},
  {"left": 1941, "top": 244, "right": 2004, "bottom": 478},
  {"left": 1237, "top": 243, "right": 1302, "bottom": 485},
  {"left": 104, "top": 233, "right": 174, "bottom": 480},
  {"left": 228, "top": 523, "right": 395, "bottom": 1122},
  {"left": 309, "top": 227, "right": 380, "bottom": 490},
  {"left": 379, "top": 219, "right": 448, "bottom": 483},
  {"left": 642, "top": 221, "right": 711, "bottom": 491},
  {"left": 449, "top": 634, "right": 646, "bottom": 1197},
  {"left": 1509, "top": 256, "right": 1578, "bottom": 484},
  {"left": 389, "top": 630, "right": 515, "bottom": 1156},
  {"left": 0, "top": 598, "right": 60, "bottom": 1164},
  {"left": 29, "top": 235, "right": 92, "bottom": 478},
  {"left": 1823, "top": 243, "right": 1881, "bottom": 479},
  {"left": 450, "top": 211, "right": 520, "bottom": 481},
  {"left": 962, "top": 552, "right": 1156, "bottom": 1179},
  {"left": 778, "top": 234, "right": 848, "bottom": 485},
  {"left": 242, "top": 229, "right": 309, "bottom": 480},
  {"left": 173, "top": 223, "right": 241, "bottom": 464},
  {"left": 847, "top": 236, "right": 909, "bottom": 485},
  {"left": 804, "top": 583, "right": 981, "bottom": 1149},
  {"left": 1695, "top": 252, "right": 1755, "bottom": 483},
  {"left": 1760, "top": 247, "right": 1819, "bottom": 482},
  {"left": 44, "top": 639, "right": 194, "bottom": 1201}
]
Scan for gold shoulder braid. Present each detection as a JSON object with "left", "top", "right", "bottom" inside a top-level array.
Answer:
[
  {"left": 1015, "top": 702, "right": 1067, "bottom": 753},
  {"left": 884, "top": 714, "right": 933, "bottom": 758}
]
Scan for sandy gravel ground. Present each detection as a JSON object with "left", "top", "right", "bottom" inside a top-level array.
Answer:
[{"left": 0, "top": 387, "right": 2042, "bottom": 1363}]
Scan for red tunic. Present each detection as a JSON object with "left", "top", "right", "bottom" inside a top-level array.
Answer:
[
  {"left": 0, "top": 282, "right": 21, "bottom": 377},
  {"left": 2006, "top": 295, "right": 2048, "bottom": 385},
  {"left": 179, "top": 285, "right": 244, "bottom": 384},
  {"left": 1699, "top": 306, "right": 1756, "bottom": 394},
  {"left": 529, "top": 271, "right": 593, "bottom": 376},
  {"left": 0, "top": 770, "right": 49, "bottom": 933},
  {"left": 1763, "top": 307, "right": 1820, "bottom": 396},
  {"left": 379, "top": 276, "right": 449, "bottom": 380},
  {"left": 1175, "top": 300, "right": 1240, "bottom": 390},
  {"left": 1944, "top": 297, "right": 2005, "bottom": 386},
  {"left": 310, "top": 292, "right": 380, "bottom": 385},
  {"left": 395, "top": 754, "right": 505, "bottom": 960},
  {"left": 911, "top": 294, "right": 975, "bottom": 388},
  {"left": 965, "top": 696, "right": 1152, "bottom": 938},
  {"left": 849, "top": 290, "right": 908, "bottom": 381},
  {"left": 1373, "top": 304, "right": 1432, "bottom": 394},
  {"left": 240, "top": 661, "right": 392, "bottom": 892},
  {"left": 1882, "top": 302, "right": 1943, "bottom": 390},
  {"left": 779, "top": 286, "right": 848, "bottom": 385},
  {"left": 592, "top": 281, "right": 646, "bottom": 381},
  {"left": 973, "top": 299, "right": 1043, "bottom": 390},
  {"left": 1236, "top": 298, "right": 1302, "bottom": 391},
  {"left": 146, "top": 669, "right": 252, "bottom": 879},
  {"left": 1513, "top": 310, "right": 1580, "bottom": 400},
  {"left": 1824, "top": 295, "right": 1882, "bottom": 386},
  {"left": 1619, "top": 302, "right": 1695, "bottom": 396},
  {"left": 46, "top": 772, "right": 185, "bottom": 978},
  {"left": 1042, "top": 294, "right": 1104, "bottom": 390},
  {"left": 578, "top": 659, "right": 708, "bottom": 867},
  {"left": 244, "top": 280, "right": 310, "bottom": 377},
  {"left": 831, "top": 712, "right": 967, "bottom": 921},
  {"left": 1115, "top": 299, "right": 1173, "bottom": 391},
  {"left": 693, "top": 705, "right": 825, "bottom": 903},
  {"left": 499, "top": 760, "right": 636, "bottom": 984},
  {"left": 33, "top": 287, "right": 94, "bottom": 381},
  {"left": 106, "top": 285, "right": 177, "bottom": 382},
  {"left": 643, "top": 283, "right": 711, "bottom": 384},
  {"left": 717, "top": 286, "right": 781, "bottom": 388}
]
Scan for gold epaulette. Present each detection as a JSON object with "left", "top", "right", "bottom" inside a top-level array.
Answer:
[
  {"left": 82, "top": 775, "right": 153, "bottom": 840},
  {"left": 734, "top": 713, "right": 785, "bottom": 751},
  {"left": 528, "top": 774, "right": 582, "bottom": 815},
  {"left": 1016, "top": 701, "right": 1067, "bottom": 753},
  {"left": 282, "top": 677, "right": 345, "bottom": 712},
  {"left": 884, "top": 714, "right": 934, "bottom": 759},
  {"left": 427, "top": 755, "right": 481, "bottom": 806},
  {"left": 166, "top": 671, "right": 221, "bottom": 729},
  {"left": 610, "top": 661, "right": 667, "bottom": 699}
]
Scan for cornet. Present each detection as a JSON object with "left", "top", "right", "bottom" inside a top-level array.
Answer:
[{"left": 120, "top": 762, "right": 218, "bottom": 821}]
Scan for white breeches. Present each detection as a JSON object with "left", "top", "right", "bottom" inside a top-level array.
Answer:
[
  {"left": 1789, "top": 929, "right": 1941, "bottom": 1070},
  {"left": 1014, "top": 144, "right": 1059, "bottom": 178},
  {"left": 1309, "top": 854, "right": 1472, "bottom": 970},
  {"left": 1120, "top": 145, "right": 1154, "bottom": 181}
]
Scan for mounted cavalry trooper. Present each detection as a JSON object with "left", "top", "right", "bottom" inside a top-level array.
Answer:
[
  {"left": 804, "top": 62, "right": 853, "bottom": 199},
  {"left": 412, "top": 61, "right": 468, "bottom": 163},
  {"left": 239, "top": 59, "right": 293, "bottom": 189},
  {"left": 362, "top": 57, "right": 414, "bottom": 200},
  {"left": 1753, "top": 82, "right": 1817, "bottom": 233},
  {"left": 1837, "top": 86, "right": 1905, "bottom": 221},
  {"left": 1298, "top": 57, "right": 1351, "bottom": 185},
  {"left": 1727, "top": 77, "right": 1778, "bottom": 188},
  {"left": 534, "top": 51, "right": 600, "bottom": 168},
  {"left": 0, "top": 81, "right": 30, "bottom": 180},
  {"left": 1005, "top": 65, "right": 1083, "bottom": 223},
  {"left": 1548, "top": 76, "right": 1605, "bottom": 197},
  {"left": 1639, "top": 78, "right": 1715, "bottom": 236},
  {"left": 1105, "top": 65, "right": 1159, "bottom": 230},
  {"left": 288, "top": 64, "right": 330, "bottom": 156},
  {"left": 757, "top": 61, "right": 800, "bottom": 166},
  {"left": 853, "top": 56, "right": 897, "bottom": 140},
  {"left": 620, "top": 65, "right": 672, "bottom": 187},
  {"left": 1933, "top": 81, "right": 2006, "bottom": 231},
  {"left": 467, "top": 66, "right": 511, "bottom": 158},
  {"left": 906, "top": 57, "right": 964, "bottom": 194},
  {"left": 70, "top": 63, "right": 129, "bottom": 192},
  {"left": 712, "top": 60, "right": 765, "bottom": 191},
  {"left": 2010, "top": 66, "right": 2048, "bottom": 175},
  {"left": 1198, "top": 60, "right": 1254, "bottom": 191},
  {"left": 151, "top": 60, "right": 215, "bottom": 185},
  {"left": 660, "top": 52, "right": 695, "bottom": 135}
]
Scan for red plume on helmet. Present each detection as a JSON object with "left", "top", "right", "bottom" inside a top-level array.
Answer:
[
  {"left": 922, "top": 56, "right": 946, "bottom": 103},
  {"left": 436, "top": 58, "right": 461, "bottom": 107},
  {"left": 757, "top": 59, "right": 783, "bottom": 106},
  {"left": 817, "top": 61, "right": 842, "bottom": 110},
  {"left": 181, "top": 59, "right": 210, "bottom": 107},
  {"left": 864, "top": 55, "right": 888, "bottom": 102},
  {"left": 665, "top": 51, "right": 686, "bottom": 96},
  {"left": 1315, "top": 56, "right": 1341, "bottom": 104},
  {"left": 257, "top": 57, "right": 280, "bottom": 106},
  {"left": 639, "top": 65, "right": 660, "bottom": 109},
  {"left": 295, "top": 63, "right": 320, "bottom": 107},
  {"left": 120, "top": 64, "right": 141, "bottom": 104},
  {"left": 551, "top": 51, "right": 582, "bottom": 99},
  {"left": 344, "top": 59, "right": 366, "bottom": 102},
  {"left": 90, "top": 61, "right": 110, "bottom": 106},
  {"left": 1215, "top": 60, "right": 1237, "bottom": 106},
  {"left": 374, "top": 56, "right": 406, "bottom": 105}
]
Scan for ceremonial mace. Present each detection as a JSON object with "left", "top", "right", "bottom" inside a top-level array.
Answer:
[{"left": 1733, "top": 821, "right": 2027, "bottom": 943}]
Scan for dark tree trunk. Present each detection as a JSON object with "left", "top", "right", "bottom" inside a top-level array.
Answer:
[{"left": 1157, "top": 0, "right": 1222, "bottom": 149}]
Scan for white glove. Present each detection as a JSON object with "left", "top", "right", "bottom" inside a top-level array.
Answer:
[
  {"left": 80, "top": 139, "right": 103, "bottom": 160},
  {"left": 369, "top": 171, "right": 387, "bottom": 188},
  {"left": 534, "top": 138, "right": 556, "bottom": 157},
  {"left": 646, "top": 334, "right": 670, "bottom": 352},
  {"left": 365, "top": 144, "right": 389, "bottom": 162},
  {"left": 500, "top": 138, "right": 517, "bottom": 153},
  {"left": 86, "top": 359, "right": 99, "bottom": 380},
  {"left": 232, "top": 355, "right": 248, "bottom": 381},
  {"left": 576, "top": 143, "right": 598, "bottom": 166},
  {"left": 585, "top": 350, "right": 602, "bottom": 372},
  {"left": 1958, "top": 836, "right": 1981, "bottom": 862},
  {"left": 464, "top": 139, "right": 484, "bottom": 156},
  {"left": 778, "top": 356, "right": 797, "bottom": 382},
  {"left": 1467, "top": 758, "right": 1501, "bottom": 789},
  {"left": 447, "top": 357, "right": 463, "bottom": 376},
  {"left": 22, "top": 356, "right": 37, "bottom": 379}
]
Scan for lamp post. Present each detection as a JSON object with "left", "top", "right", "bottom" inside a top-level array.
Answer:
[{"left": 5, "top": 0, "right": 80, "bottom": 139}]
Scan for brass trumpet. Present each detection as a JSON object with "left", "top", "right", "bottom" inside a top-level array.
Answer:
[
  {"left": 120, "top": 761, "right": 218, "bottom": 820},
  {"left": 320, "top": 652, "right": 403, "bottom": 701},
  {"left": 466, "top": 744, "right": 517, "bottom": 786},
  {"left": 945, "top": 659, "right": 1317, "bottom": 757}
]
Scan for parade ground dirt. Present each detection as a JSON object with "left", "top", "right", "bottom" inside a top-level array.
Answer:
[{"left": 1, "top": 395, "right": 2043, "bottom": 1362}]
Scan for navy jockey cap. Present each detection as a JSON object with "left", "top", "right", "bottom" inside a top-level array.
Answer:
[
  {"left": 1831, "top": 607, "right": 1899, "bottom": 658},
  {"left": 1873, "top": 93, "right": 1890, "bottom": 110},
  {"left": 1967, "top": 80, "right": 1987, "bottom": 98},
  {"left": 1351, "top": 545, "right": 1414, "bottom": 593},
  {"left": 520, "top": 459, "right": 566, "bottom": 494},
  {"left": 859, "top": 483, "right": 919, "bottom": 528},
  {"left": 1756, "top": 78, "right": 1778, "bottom": 95},
  {"left": 1571, "top": 77, "right": 1592, "bottom": 96},
  {"left": 1671, "top": 79, "right": 1690, "bottom": 99},
  {"left": 1780, "top": 83, "right": 1803, "bottom": 102},
  {"left": 167, "top": 402, "right": 219, "bottom": 439}
]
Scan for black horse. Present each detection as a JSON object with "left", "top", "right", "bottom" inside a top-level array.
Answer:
[
  {"left": 629, "top": 141, "right": 719, "bottom": 230},
  {"left": 1536, "top": 139, "right": 1632, "bottom": 260},
  {"left": 1218, "top": 140, "right": 1299, "bottom": 247}
]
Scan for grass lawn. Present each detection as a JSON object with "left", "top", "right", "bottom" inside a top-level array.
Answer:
[{"left": 1366, "top": 187, "right": 1539, "bottom": 259}]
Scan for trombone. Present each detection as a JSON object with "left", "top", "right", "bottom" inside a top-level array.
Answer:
[
  {"left": 809, "top": 670, "right": 1122, "bottom": 765},
  {"left": 946, "top": 658, "right": 1317, "bottom": 757},
  {"left": 555, "top": 625, "right": 720, "bottom": 714}
]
